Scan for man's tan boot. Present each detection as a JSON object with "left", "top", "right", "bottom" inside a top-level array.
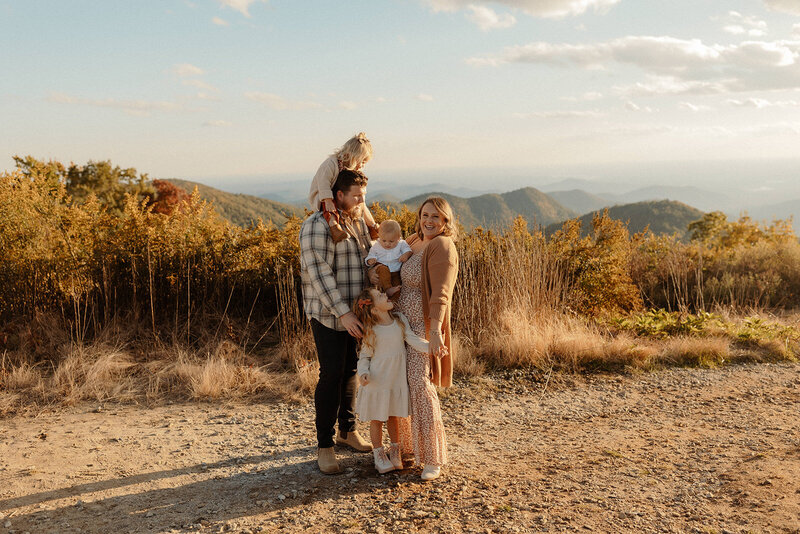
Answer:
[
  {"left": 336, "top": 430, "right": 372, "bottom": 452},
  {"left": 317, "top": 447, "right": 341, "bottom": 474}
]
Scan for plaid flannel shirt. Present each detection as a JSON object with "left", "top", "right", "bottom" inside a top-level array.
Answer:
[{"left": 299, "top": 210, "right": 372, "bottom": 331}]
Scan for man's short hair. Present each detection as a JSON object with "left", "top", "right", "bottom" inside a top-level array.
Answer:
[{"left": 332, "top": 169, "right": 368, "bottom": 197}]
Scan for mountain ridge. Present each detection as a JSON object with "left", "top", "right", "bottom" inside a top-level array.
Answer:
[
  {"left": 401, "top": 187, "right": 577, "bottom": 229},
  {"left": 545, "top": 200, "right": 705, "bottom": 240},
  {"left": 167, "top": 179, "right": 298, "bottom": 227}
]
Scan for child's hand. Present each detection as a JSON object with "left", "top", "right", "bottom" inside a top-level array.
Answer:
[
  {"left": 366, "top": 258, "right": 377, "bottom": 266},
  {"left": 359, "top": 374, "right": 370, "bottom": 386},
  {"left": 322, "top": 198, "right": 336, "bottom": 212}
]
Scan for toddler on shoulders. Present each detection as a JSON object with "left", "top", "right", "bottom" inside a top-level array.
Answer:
[{"left": 308, "top": 132, "right": 379, "bottom": 243}]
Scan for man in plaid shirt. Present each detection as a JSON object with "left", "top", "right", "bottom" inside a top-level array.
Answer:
[{"left": 300, "top": 169, "right": 375, "bottom": 474}]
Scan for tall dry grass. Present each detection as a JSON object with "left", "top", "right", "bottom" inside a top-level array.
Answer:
[{"left": 3, "top": 161, "right": 800, "bottom": 414}]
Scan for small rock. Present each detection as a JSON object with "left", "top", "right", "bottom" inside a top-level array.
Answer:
[{"left": 146, "top": 511, "right": 155, "bottom": 518}]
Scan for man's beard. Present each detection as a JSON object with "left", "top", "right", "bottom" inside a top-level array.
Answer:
[{"left": 341, "top": 203, "right": 362, "bottom": 219}]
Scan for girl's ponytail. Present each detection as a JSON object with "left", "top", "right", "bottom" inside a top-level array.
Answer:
[{"left": 353, "top": 287, "right": 377, "bottom": 352}]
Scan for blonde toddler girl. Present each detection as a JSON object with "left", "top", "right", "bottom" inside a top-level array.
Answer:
[
  {"left": 308, "top": 132, "right": 379, "bottom": 242},
  {"left": 352, "top": 287, "right": 432, "bottom": 473}
]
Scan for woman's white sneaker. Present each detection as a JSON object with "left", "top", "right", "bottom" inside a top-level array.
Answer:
[
  {"left": 421, "top": 464, "right": 440, "bottom": 481},
  {"left": 373, "top": 448, "right": 395, "bottom": 474}
]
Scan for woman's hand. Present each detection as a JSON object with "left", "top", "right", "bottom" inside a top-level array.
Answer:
[
  {"left": 429, "top": 330, "right": 445, "bottom": 359},
  {"left": 359, "top": 374, "right": 370, "bottom": 386}
]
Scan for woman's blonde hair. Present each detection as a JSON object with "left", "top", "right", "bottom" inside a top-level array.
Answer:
[
  {"left": 414, "top": 196, "right": 458, "bottom": 241},
  {"left": 352, "top": 287, "right": 405, "bottom": 353},
  {"left": 335, "top": 132, "right": 373, "bottom": 171}
]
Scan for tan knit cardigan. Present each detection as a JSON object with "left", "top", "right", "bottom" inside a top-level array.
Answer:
[{"left": 406, "top": 233, "right": 458, "bottom": 388}]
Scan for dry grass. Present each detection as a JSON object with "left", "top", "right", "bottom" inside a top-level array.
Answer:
[
  {"left": 0, "top": 319, "right": 306, "bottom": 415},
  {"left": 2, "top": 306, "right": 797, "bottom": 416},
  {"left": 656, "top": 336, "right": 731, "bottom": 368},
  {"left": 451, "top": 335, "right": 485, "bottom": 378},
  {"left": 4, "top": 165, "right": 800, "bottom": 415},
  {"left": 476, "top": 308, "right": 659, "bottom": 372}
]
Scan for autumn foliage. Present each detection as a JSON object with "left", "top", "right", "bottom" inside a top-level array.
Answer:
[{"left": 1, "top": 156, "right": 799, "bottom": 411}]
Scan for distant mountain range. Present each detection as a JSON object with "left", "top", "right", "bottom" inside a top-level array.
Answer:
[
  {"left": 166, "top": 179, "right": 715, "bottom": 240},
  {"left": 546, "top": 189, "right": 609, "bottom": 215},
  {"left": 545, "top": 200, "right": 705, "bottom": 240},
  {"left": 167, "top": 179, "right": 298, "bottom": 227},
  {"left": 402, "top": 188, "right": 578, "bottom": 229},
  {"left": 746, "top": 199, "right": 800, "bottom": 226},
  {"left": 257, "top": 180, "right": 496, "bottom": 207}
]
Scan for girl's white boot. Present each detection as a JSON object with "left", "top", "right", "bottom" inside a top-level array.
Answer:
[
  {"left": 388, "top": 443, "right": 403, "bottom": 470},
  {"left": 373, "top": 447, "right": 395, "bottom": 474}
]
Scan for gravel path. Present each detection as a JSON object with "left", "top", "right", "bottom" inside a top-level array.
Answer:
[{"left": 1, "top": 362, "right": 798, "bottom": 533}]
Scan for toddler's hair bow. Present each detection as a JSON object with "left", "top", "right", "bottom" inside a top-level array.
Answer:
[{"left": 357, "top": 298, "right": 372, "bottom": 309}]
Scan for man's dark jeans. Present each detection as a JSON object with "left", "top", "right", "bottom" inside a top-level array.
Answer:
[{"left": 310, "top": 319, "right": 358, "bottom": 448}]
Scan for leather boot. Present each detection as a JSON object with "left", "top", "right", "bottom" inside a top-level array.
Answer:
[
  {"left": 317, "top": 447, "right": 341, "bottom": 474},
  {"left": 330, "top": 223, "right": 348, "bottom": 243},
  {"left": 336, "top": 429, "right": 372, "bottom": 452}
]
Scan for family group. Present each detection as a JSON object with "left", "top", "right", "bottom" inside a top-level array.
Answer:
[{"left": 300, "top": 133, "right": 459, "bottom": 482}]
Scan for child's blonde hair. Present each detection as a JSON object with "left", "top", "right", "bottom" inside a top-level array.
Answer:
[
  {"left": 352, "top": 287, "right": 405, "bottom": 353},
  {"left": 335, "top": 132, "right": 373, "bottom": 170},
  {"left": 378, "top": 219, "right": 401, "bottom": 239}
]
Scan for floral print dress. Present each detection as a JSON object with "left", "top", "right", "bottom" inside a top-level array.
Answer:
[{"left": 396, "top": 251, "right": 448, "bottom": 466}]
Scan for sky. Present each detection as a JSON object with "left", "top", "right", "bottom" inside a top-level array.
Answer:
[{"left": 2, "top": 0, "right": 800, "bottom": 188}]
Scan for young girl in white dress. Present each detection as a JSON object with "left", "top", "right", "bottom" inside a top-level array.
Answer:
[{"left": 352, "top": 287, "right": 434, "bottom": 473}]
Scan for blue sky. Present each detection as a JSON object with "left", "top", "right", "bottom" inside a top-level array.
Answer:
[{"left": 2, "top": 0, "right": 800, "bottom": 186}]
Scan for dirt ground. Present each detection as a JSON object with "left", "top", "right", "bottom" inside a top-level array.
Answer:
[{"left": 1, "top": 362, "right": 798, "bottom": 534}]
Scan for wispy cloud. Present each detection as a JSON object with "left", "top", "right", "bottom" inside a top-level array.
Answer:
[
  {"left": 726, "top": 97, "right": 800, "bottom": 108},
  {"left": 625, "top": 101, "right": 654, "bottom": 112},
  {"left": 416, "top": 93, "right": 435, "bottom": 101},
  {"left": 203, "top": 120, "right": 232, "bottom": 127},
  {"left": 212, "top": 16, "right": 230, "bottom": 26},
  {"left": 426, "top": 0, "right": 620, "bottom": 19},
  {"left": 562, "top": 91, "right": 604, "bottom": 101},
  {"left": 763, "top": 0, "right": 800, "bottom": 16},
  {"left": 469, "top": 36, "right": 800, "bottom": 94},
  {"left": 614, "top": 76, "right": 726, "bottom": 97},
  {"left": 679, "top": 101, "right": 712, "bottom": 112},
  {"left": 245, "top": 91, "right": 321, "bottom": 110},
  {"left": 339, "top": 101, "right": 358, "bottom": 110},
  {"left": 466, "top": 5, "right": 516, "bottom": 31},
  {"left": 183, "top": 79, "right": 219, "bottom": 92},
  {"left": 173, "top": 63, "right": 204, "bottom": 77},
  {"left": 48, "top": 92, "right": 186, "bottom": 116},
  {"left": 722, "top": 11, "right": 767, "bottom": 37},
  {"left": 217, "top": 0, "right": 267, "bottom": 18},
  {"left": 513, "top": 109, "right": 604, "bottom": 118}
]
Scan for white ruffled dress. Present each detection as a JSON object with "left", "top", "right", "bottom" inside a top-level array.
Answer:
[{"left": 355, "top": 313, "right": 429, "bottom": 422}]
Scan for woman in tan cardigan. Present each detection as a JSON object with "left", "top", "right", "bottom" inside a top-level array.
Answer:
[{"left": 395, "top": 197, "right": 458, "bottom": 481}]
